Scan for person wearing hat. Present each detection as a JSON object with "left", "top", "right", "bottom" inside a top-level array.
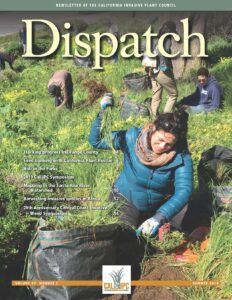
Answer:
[
  {"left": 148, "top": 21, "right": 178, "bottom": 117},
  {"left": 48, "top": 70, "right": 73, "bottom": 110}
]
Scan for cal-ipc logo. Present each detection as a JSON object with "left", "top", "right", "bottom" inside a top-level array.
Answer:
[{"left": 102, "top": 265, "right": 131, "bottom": 294}]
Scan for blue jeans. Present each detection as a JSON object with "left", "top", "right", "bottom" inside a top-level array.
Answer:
[{"left": 186, "top": 104, "right": 209, "bottom": 113}]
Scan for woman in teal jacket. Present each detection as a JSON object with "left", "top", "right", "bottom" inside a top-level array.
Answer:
[{"left": 89, "top": 94, "right": 193, "bottom": 237}]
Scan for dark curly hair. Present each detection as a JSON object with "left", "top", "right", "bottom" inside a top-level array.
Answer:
[
  {"left": 153, "top": 111, "right": 189, "bottom": 153},
  {"left": 197, "top": 67, "right": 209, "bottom": 77},
  {"left": 48, "top": 84, "right": 61, "bottom": 97}
]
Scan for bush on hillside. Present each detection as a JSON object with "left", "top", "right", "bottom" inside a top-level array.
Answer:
[
  {"left": 207, "top": 36, "right": 232, "bottom": 65},
  {"left": 5, "top": 41, "right": 22, "bottom": 56},
  {"left": 0, "top": 69, "right": 17, "bottom": 82},
  {"left": 212, "top": 57, "right": 232, "bottom": 107}
]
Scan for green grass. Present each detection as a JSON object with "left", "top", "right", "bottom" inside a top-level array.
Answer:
[
  {"left": 151, "top": 230, "right": 185, "bottom": 254},
  {"left": 47, "top": 201, "right": 122, "bottom": 230},
  {"left": 176, "top": 212, "right": 232, "bottom": 300},
  {"left": 0, "top": 23, "right": 232, "bottom": 299}
]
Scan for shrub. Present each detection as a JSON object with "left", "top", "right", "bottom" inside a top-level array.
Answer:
[
  {"left": 207, "top": 36, "right": 232, "bottom": 65},
  {"left": 32, "top": 38, "right": 53, "bottom": 55},
  {"left": 4, "top": 40, "right": 22, "bottom": 56},
  {"left": 0, "top": 69, "right": 17, "bottom": 82},
  {"left": 212, "top": 57, "right": 232, "bottom": 107}
]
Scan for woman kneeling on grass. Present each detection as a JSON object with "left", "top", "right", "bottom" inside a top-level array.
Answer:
[{"left": 89, "top": 94, "right": 193, "bottom": 237}]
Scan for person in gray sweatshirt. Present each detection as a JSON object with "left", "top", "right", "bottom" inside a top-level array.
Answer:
[{"left": 176, "top": 67, "right": 223, "bottom": 113}]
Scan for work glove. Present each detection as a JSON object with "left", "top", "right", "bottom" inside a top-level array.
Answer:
[
  {"left": 136, "top": 216, "right": 160, "bottom": 237},
  {"left": 100, "top": 92, "right": 114, "bottom": 110}
]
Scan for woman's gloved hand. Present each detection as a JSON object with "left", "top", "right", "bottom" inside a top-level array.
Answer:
[
  {"left": 100, "top": 92, "right": 114, "bottom": 110},
  {"left": 136, "top": 216, "right": 160, "bottom": 237}
]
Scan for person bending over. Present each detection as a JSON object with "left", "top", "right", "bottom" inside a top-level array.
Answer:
[
  {"left": 48, "top": 70, "right": 73, "bottom": 110},
  {"left": 0, "top": 52, "right": 16, "bottom": 71}
]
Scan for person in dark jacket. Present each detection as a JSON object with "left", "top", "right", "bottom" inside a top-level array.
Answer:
[
  {"left": 108, "top": 22, "right": 120, "bottom": 63},
  {"left": 89, "top": 94, "right": 193, "bottom": 237},
  {"left": 19, "top": 24, "right": 27, "bottom": 53},
  {"left": 176, "top": 67, "right": 223, "bottom": 113},
  {"left": 0, "top": 52, "right": 16, "bottom": 71},
  {"left": 48, "top": 70, "right": 73, "bottom": 110}
]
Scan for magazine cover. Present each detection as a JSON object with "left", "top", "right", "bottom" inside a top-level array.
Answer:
[{"left": 0, "top": 0, "right": 232, "bottom": 299}]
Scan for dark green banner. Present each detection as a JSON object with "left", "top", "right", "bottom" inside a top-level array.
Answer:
[{"left": 0, "top": 0, "right": 232, "bottom": 11}]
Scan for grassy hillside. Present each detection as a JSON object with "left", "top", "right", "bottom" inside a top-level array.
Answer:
[{"left": 0, "top": 24, "right": 232, "bottom": 300}]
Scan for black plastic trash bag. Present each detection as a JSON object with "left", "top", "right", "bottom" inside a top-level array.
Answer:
[
  {"left": 123, "top": 73, "right": 151, "bottom": 91},
  {"left": 120, "top": 96, "right": 150, "bottom": 119},
  {"left": 198, "top": 145, "right": 232, "bottom": 211},
  {"left": 73, "top": 56, "right": 93, "bottom": 68},
  {"left": 25, "top": 222, "right": 120, "bottom": 300}
]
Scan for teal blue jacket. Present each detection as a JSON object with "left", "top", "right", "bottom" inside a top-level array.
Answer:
[{"left": 89, "top": 113, "right": 193, "bottom": 221}]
